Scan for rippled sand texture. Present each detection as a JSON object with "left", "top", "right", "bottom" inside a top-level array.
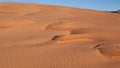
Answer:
[{"left": 0, "top": 2, "right": 120, "bottom": 68}]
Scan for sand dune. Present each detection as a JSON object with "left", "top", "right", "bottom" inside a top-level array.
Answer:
[{"left": 0, "top": 2, "right": 120, "bottom": 68}]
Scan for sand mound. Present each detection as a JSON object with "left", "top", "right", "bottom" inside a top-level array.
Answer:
[{"left": 95, "top": 42, "right": 120, "bottom": 60}]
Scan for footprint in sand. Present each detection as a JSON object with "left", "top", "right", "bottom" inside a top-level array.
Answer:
[
  {"left": 94, "top": 42, "right": 120, "bottom": 60},
  {"left": 45, "top": 22, "right": 98, "bottom": 43},
  {"left": 46, "top": 22, "right": 120, "bottom": 61},
  {"left": 46, "top": 22, "right": 120, "bottom": 43}
]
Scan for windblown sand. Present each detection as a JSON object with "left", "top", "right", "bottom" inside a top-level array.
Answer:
[{"left": 0, "top": 2, "right": 120, "bottom": 68}]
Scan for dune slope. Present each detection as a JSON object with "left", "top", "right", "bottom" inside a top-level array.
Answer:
[{"left": 0, "top": 2, "right": 120, "bottom": 68}]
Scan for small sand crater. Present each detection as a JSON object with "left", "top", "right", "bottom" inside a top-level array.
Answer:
[{"left": 95, "top": 42, "right": 120, "bottom": 60}]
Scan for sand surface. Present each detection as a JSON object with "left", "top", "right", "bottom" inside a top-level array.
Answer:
[{"left": 0, "top": 2, "right": 120, "bottom": 68}]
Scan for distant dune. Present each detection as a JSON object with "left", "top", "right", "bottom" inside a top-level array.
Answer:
[
  {"left": 0, "top": 2, "right": 120, "bottom": 68},
  {"left": 109, "top": 10, "right": 120, "bottom": 14}
]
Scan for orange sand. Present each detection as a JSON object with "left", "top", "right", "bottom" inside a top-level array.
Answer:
[{"left": 0, "top": 2, "right": 120, "bottom": 68}]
